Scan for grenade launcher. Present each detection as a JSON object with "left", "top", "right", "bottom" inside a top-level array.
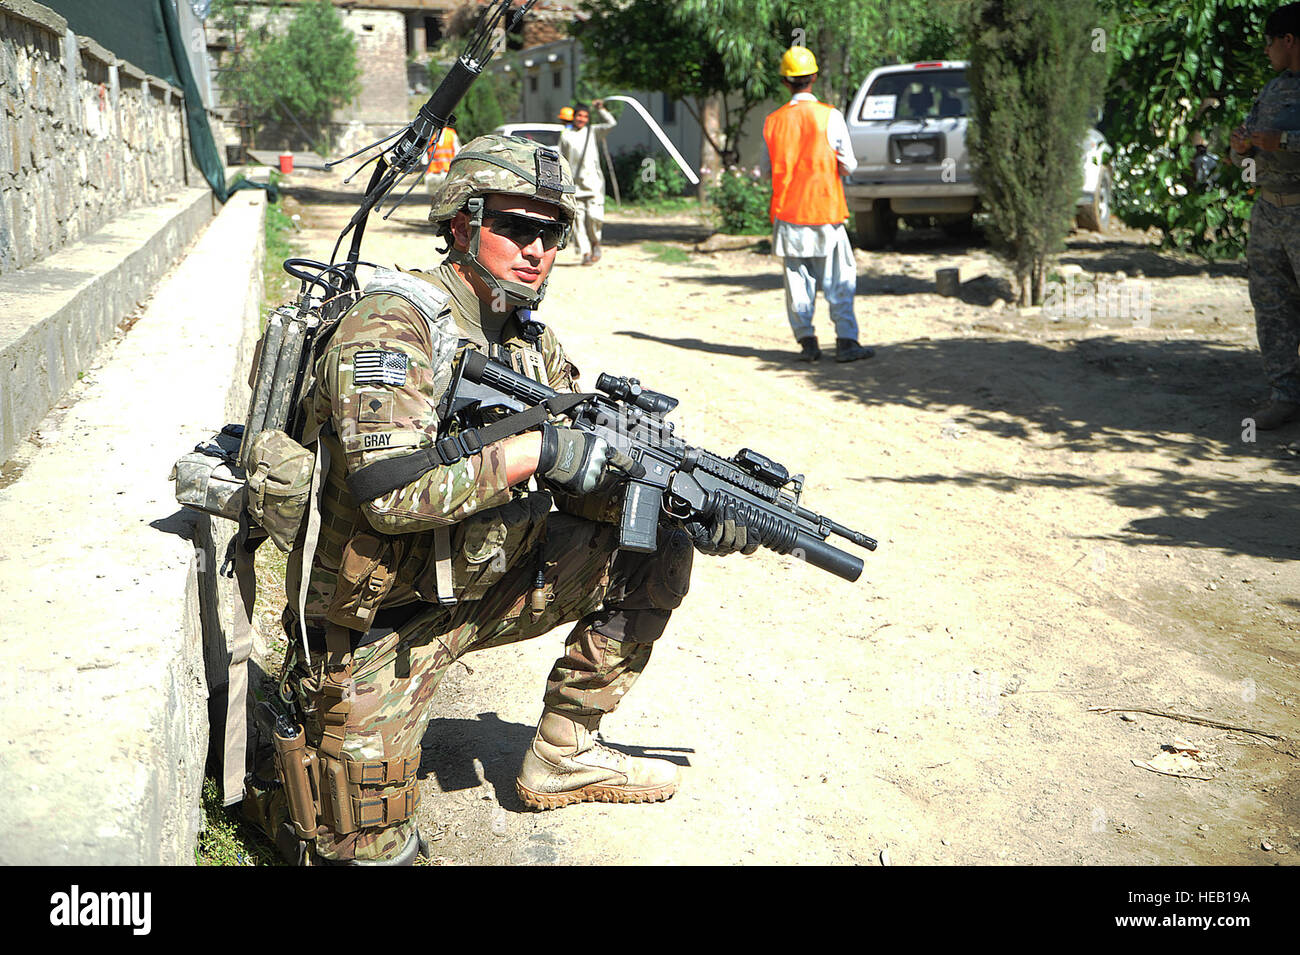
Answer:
[{"left": 446, "top": 351, "right": 878, "bottom": 582}]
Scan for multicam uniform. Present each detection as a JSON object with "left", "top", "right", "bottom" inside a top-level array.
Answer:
[
  {"left": 1239, "top": 69, "right": 1300, "bottom": 404},
  {"left": 283, "top": 262, "right": 693, "bottom": 863}
]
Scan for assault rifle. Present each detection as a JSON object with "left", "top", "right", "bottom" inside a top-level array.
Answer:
[{"left": 446, "top": 351, "right": 877, "bottom": 582}]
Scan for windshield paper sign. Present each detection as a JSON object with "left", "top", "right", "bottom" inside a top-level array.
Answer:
[{"left": 862, "top": 95, "right": 897, "bottom": 120}]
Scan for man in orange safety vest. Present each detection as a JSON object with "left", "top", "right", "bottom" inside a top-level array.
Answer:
[
  {"left": 425, "top": 126, "right": 461, "bottom": 197},
  {"left": 761, "top": 47, "right": 873, "bottom": 363}
]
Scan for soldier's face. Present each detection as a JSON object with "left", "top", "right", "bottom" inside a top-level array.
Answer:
[
  {"left": 451, "top": 195, "right": 561, "bottom": 295},
  {"left": 1265, "top": 33, "right": 1296, "bottom": 71}
]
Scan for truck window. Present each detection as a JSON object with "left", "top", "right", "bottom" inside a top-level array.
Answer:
[{"left": 858, "top": 70, "right": 970, "bottom": 121}]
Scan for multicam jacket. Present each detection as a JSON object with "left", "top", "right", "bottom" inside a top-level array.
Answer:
[
  {"left": 1241, "top": 69, "right": 1300, "bottom": 193},
  {"left": 287, "top": 263, "right": 584, "bottom": 623}
]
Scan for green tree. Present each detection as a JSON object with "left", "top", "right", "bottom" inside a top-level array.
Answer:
[
  {"left": 574, "top": 0, "right": 756, "bottom": 166},
  {"left": 1101, "top": 0, "right": 1274, "bottom": 259},
  {"left": 576, "top": 0, "right": 969, "bottom": 170},
  {"left": 433, "top": 61, "right": 506, "bottom": 140},
  {"left": 210, "top": 0, "right": 361, "bottom": 149},
  {"left": 966, "top": 0, "right": 1110, "bottom": 305},
  {"left": 682, "top": 0, "right": 972, "bottom": 113}
]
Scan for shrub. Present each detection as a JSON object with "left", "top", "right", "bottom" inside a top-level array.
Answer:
[
  {"left": 966, "top": 0, "right": 1109, "bottom": 305},
  {"left": 710, "top": 167, "right": 771, "bottom": 235},
  {"left": 609, "top": 147, "right": 690, "bottom": 203}
]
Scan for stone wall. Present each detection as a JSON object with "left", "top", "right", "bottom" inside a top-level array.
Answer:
[
  {"left": 0, "top": 0, "right": 211, "bottom": 275},
  {"left": 336, "top": 8, "right": 407, "bottom": 126}
]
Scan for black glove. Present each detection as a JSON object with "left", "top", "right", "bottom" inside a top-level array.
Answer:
[
  {"left": 685, "top": 503, "right": 761, "bottom": 556},
  {"left": 537, "top": 424, "right": 615, "bottom": 495}
]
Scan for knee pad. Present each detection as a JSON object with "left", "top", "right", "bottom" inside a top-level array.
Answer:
[
  {"left": 593, "top": 607, "right": 671, "bottom": 644},
  {"left": 594, "top": 529, "right": 694, "bottom": 644},
  {"left": 614, "top": 527, "right": 694, "bottom": 612}
]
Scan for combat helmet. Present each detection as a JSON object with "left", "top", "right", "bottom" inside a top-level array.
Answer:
[{"left": 429, "top": 134, "right": 576, "bottom": 309}]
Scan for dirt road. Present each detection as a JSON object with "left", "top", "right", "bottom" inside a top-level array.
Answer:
[{"left": 271, "top": 169, "right": 1298, "bottom": 866}]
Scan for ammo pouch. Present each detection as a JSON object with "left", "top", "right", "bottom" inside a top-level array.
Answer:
[
  {"left": 318, "top": 750, "right": 423, "bottom": 836},
  {"left": 244, "top": 429, "right": 315, "bottom": 553},
  {"left": 326, "top": 530, "right": 407, "bottom": 631},
  {"left": 255, "top": 702, "right": 424, "bottom": 842},
  {"left": 417, "top": 491, "right": 552, "bottom": 603},
  {"left": 170, "top": 425, "right": 247, "bottom": 522},
  {"left": 169, "top": 424, "right": 317, "bottom": 556}
]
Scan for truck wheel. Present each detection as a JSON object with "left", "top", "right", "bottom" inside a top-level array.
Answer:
[
  {"left": 1077, "top": 168, "right": 1112, "bottom": 232},
  {"left": 855, "top": 205, "right": 897, "bottom": 249}
]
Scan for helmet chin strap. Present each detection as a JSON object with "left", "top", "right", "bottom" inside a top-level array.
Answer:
[{"left": 457, "top": 197, "right": 550, "bottom": 310}]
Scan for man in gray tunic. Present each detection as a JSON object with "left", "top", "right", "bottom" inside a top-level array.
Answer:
[
  {"left": 1231, "top": 3, "right": 1300, "bottom": 430},
  {"left": 558, "top": 100, "right": 617, "bottom": 265}
]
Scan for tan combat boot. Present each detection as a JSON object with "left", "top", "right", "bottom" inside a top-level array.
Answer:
[{"left": 516, "top": 708, "right": 678, "bottom": 810}]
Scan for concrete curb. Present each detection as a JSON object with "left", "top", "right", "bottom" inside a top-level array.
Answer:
[
  {"left": 0, "top": 189, "right": 264, "bottom": 865},
  {"left": 0, "top": 187, "right": 216, "bottom": 464}
]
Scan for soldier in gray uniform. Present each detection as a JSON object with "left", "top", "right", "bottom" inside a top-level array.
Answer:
[{"left": 1232, "top": 3, "right": 1300, "bottom": 429}]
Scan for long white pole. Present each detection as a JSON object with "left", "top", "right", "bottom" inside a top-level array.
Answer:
[{"left": 604, "top": 95, "right": 700, "bottom": 185}]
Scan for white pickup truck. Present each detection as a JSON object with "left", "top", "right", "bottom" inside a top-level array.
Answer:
[{"left": 843, "top": 60, "right": 1112, "bottom": 247}]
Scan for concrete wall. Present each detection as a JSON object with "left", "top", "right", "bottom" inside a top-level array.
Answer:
[
  {"left": 0, "top": 189, "right": 264, "bottom": 865},
  {"left": 0, "top": 0, "right": 205, "bottom": 275}
]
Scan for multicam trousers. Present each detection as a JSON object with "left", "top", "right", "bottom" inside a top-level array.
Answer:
[
  {"left": 1248, "top": 197, "right": 1300, "bottom": 403},
  {"left": 286, "top": 513, "right": 693, "bottom": 862}
]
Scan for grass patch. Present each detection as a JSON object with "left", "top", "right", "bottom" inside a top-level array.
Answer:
[
  {"left": 196, "top": 777, "right": 281, "bottom": 866},
  {"left": 642, "top": 242, "right": 691, "bottom": 265},
  {"left": 641, "top": 242, "right": 717, "bottom": 270},
  {"left": 263, "top": 181, "right": 299, "bottom": 309},
  {"left": 615, "top": 195, "right": 703, "bottom": 217}
]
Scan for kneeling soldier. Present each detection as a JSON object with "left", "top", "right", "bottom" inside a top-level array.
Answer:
[{"left": 277, "top": 135, "right": 753, "bottom": 864}]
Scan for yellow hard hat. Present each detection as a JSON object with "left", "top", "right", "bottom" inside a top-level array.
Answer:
[
  {"left": 558, "top": 106, "right": 574, "bottom": 121},
  {"left": 780, "top": 46, "right": 819, "bottom": 77}
]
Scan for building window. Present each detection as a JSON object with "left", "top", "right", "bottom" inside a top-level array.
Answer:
[
  {"left": 552, "top": 70, "right": 562, "bottom": 89},
  {"left": 529, "top": 75, "right": 538, "bottom": 93},
  {"left": 507, "top": 18, "right": 525, "bottom": 51},
  {"left": 424, "top": 16, "right": 442, "bottom": 49},
  {"left": 662, "top": 96, "right": 676, "bottom": 124}
]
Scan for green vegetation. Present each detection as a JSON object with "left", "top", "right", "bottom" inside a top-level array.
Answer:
[
  {"left": 615, "top": 195, "right": 702, "bottom": 216},
  {"left": 710, "top": 169, "right": 772, "bottom": 235},
  {"left": 262, "top": 184, "right": 299, "bottom": 318},
  {"left": 609, "top": 147, "right": 691, "bottom": 203},
  {"left": 641, "top": 242, "right": 692, "bottom": 264},
  {"left": 576, "top": 0, "right": 969, "bottom": 163},
  {"left": 1101, "top": 0, "right": 1274, "bottom": 258},
  {"left": 196, "top": 777, "right": 279, "bottom": 866},
  {"left": 439, "top": 66, "right": 510, "bottom": 140},
  {"left": 641, "top": 242, "right": 717, "bottom": 269},
  {"left": 966, "top": 0, "right": 1110, "bottom": 304},
  {"left": 209, "top": 0, "right": 361, "bottom": 151}
]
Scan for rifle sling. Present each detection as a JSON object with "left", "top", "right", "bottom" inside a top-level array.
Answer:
[{"left": 345, "top": 391, "right": 592, "bottom": 503}]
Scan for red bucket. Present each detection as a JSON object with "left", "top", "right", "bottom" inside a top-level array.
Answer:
[{"left": 278, "top": 152, "right": 294, "bottom": 174}]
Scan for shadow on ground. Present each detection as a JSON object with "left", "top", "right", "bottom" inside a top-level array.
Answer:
[
  {"left": 602, "top": 217, "right": 714, "bottom": 245},
  {"left": 616, "top": 330, "right": 1299, "bottom": 561},
  {"left": 419, "top": 712, "right": 694, "bottom": 812},
  {"left": 281, "top": 185, "right": 367, "bottom": 206}
]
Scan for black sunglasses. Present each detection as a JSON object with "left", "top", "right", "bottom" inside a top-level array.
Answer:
[{"left": 483, "top": 209, "right": 569, "bottom": 250}]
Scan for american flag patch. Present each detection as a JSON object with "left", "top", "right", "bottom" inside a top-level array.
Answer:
[{"left": 354, "top": 350, "right": 408, "bottom": 386}]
